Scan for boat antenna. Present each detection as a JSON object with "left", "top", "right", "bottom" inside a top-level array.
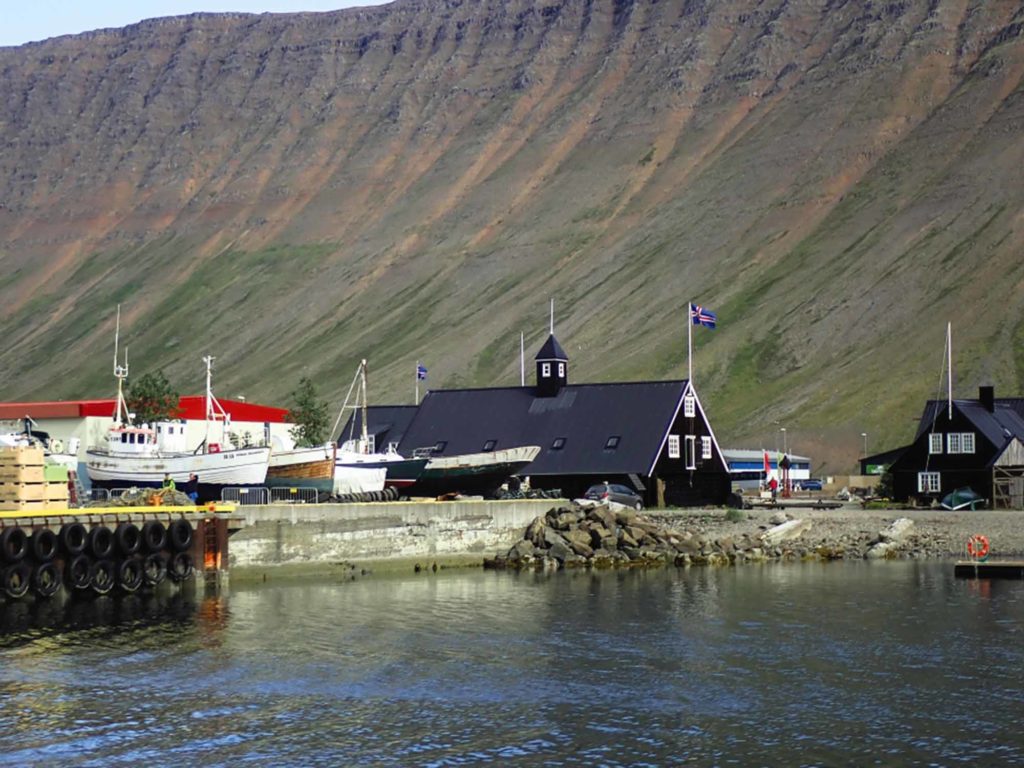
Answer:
[{"left": 203, "top": 355, "right": 230, "bottom": 448}]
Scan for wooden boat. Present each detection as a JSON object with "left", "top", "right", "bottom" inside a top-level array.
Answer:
[{"left": 404, "top": 445, "right": 541, "bottom": 497}]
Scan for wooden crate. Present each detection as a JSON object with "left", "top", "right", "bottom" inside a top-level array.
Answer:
[
  {"left": 0, "top": 465, "right": 45, "bottom": 483},
  {"left": 0, "top": 482, "right": 67, "bottom": 503},
  {"left": 0, "top": 499, "right": 48, "bottom": 513},
  {"left": 0, "top": 446, "right": 45, "bottom": 467},
  {"left": 46, "top": 482, "right": 69, "bottom": 501}
]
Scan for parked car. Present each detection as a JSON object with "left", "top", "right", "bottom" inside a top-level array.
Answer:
[
  {"left": 800, "top": 479, "right": 823, "bottom": 491},
  {"left": 584, "top": 482, "right": 643, "bottom": 510}
]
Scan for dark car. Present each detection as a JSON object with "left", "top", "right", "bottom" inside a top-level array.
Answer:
[
  {"left": 584, "top": 482, "right": 643, "bottom": 510},
  {"left": 800, "top": 479, "right": 823, "bottom": 491}
]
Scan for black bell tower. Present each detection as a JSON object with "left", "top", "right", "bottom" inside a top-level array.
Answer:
[{"left": 535, "top": 333, "right": 568, "bottom": 398}]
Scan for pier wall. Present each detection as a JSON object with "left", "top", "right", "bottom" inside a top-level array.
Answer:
[{"left": 228, "top": 500, "right": 557, "bottom": 569}]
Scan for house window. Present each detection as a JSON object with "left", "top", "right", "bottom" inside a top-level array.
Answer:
[
  {"left": 668, "top": 434, "right": 680, "bottom": 459},
  {"left": 947, "top": 433, "right": 961, "bottom": 454},
  {"left": 558, "top": 362, "right": 565, "bottom": 378},
  {"left": 701, "top": 436, "right": 712, "bottom": 460},
  {"left": 918, "top": 472, "right": 941, "bottom": 493},
  {"left": 684, "top": 395, "right": 696, "bottom": 418},
  {"left": 685, "top": 435, "right": 697, "bottom": 470},
  {"left": 604, "top": 436, "right": 620, "bottom": 450},
  {"left": 541, "top": 362, "right": 551, "bottom": 377},
  {"left": 551, "top": 437, "right": 566, "bottom": 450},
  {"left": 929, "top": 434, "right": 942, "bottom": 454},
  {"left": 962, "top": 432, "right": 975, "bottom": 454},
  {"left": 482, "top": 440, "right": 496, "bottom": 452}
]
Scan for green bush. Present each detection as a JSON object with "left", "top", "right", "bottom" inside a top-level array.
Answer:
[{"left": 724, "top": 508, "right": 745, "bottom": 523}]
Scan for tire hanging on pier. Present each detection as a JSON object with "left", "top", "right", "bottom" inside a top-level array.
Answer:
[
  {"left": 115, "top": 523, "right": 141, "bottom": 556},
  {"left": 1, "top": 527, "right": 28, "bottom": 564},
  {"left": 167, "top": 552, "right": 194, "bottom": 583},
  {"left": 32, "top": 561, "right": 62, "bottom": 598},
  {"left": 59, "top": 523, "right": 87, "bottom": 556},
  {"left": 30, "top": 528, "right": 58, "bottom": 563},
  {"left": 142, "top": 553, "right": 166, "bottom": 587},
  {"left": 66, "top": 555, "right": 92, "bottom": 591},
  {"left": 117, "top": 559, "right": 143, "bottom": 593},
  {"left": 141, "top": 521, "right": 167, "bottom": 553},
  {"left": 87, "top": 526, "right": 114, "bottom": 560},
  {"left": 168, "top": 519, "right": 193, "bottom": 553},
  {"left": 2, "top": 562, "right": 31, "bottom": 599},
  {"left": 91, "top": 559, "right": 115, "bottom": 595}
]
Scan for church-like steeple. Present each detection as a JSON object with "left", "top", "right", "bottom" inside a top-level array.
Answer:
[{"left": 535, "top": 333, "right": 568, "bottom": 397}]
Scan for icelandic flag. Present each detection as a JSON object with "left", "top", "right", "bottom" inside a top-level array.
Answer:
[
  {"left": 416, "top": 364, "right": 428, "bottom": 381},
  {"left": 690, "top": 303, "right": 717, "bottom": 329}
]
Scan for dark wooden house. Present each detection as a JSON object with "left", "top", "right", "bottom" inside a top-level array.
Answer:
[
  {"left": 888, "top": 386, "right": 1024, "bottom": 508},
  {"left": 392, "top": 333, "right": 731, "bottom": 506}
]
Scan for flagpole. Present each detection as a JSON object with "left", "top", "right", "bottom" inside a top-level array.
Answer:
[
  {"left": 520, "top": 332, "right": 525, "bottom": 387},
  {"left": 687, "top": 301, "right": 693, "bottom": 385},
  {"left": 947, "top": 322, "right": 952, "bottom": 420},
  {"left": 415, "top": 359, "right": 419, "bottom": 405}
]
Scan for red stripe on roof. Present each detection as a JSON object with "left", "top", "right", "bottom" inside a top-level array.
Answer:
[{"left": 0, "top": 397, "right": 290, "bottom": 423}]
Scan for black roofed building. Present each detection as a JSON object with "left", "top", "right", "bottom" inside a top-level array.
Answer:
[
  {"left": 887, "top": 386, "right": 1024, "bottom": 508},
  {"left": 338, "top": 405, "right": 418, "bottom": 453},
  {"left": 393, "top": 332, "right": 730, "bottom": 506}
]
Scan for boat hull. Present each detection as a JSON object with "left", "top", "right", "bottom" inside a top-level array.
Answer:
[
  {"left": 86, "top": 446, "right": 270, "bottom": 494},
  {"left": 267, "top": 446, "right": 335, "bottom": 493},
  {"left": 406, "top": 446, "right": 540, "bottom": 498}
]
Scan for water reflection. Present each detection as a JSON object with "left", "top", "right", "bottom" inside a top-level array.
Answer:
[{"left": 0, "top": 562, "right": 1022, "bottom": 766}]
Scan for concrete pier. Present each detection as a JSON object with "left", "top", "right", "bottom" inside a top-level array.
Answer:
[{"left": 229, "top": 499, "right": 558, "bottom": 574}]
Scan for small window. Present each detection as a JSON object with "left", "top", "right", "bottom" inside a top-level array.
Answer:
[
  {"left": 541, "top": 362, "right": 551, "bottom": 377},
  {"left": 157, "top": 425, "right": 162, "bottom": 434},
  {"left": 918, "top": 472, "right": 941, "bottom": 493},
  {"left": 121, "top": 433, "right": 128, "bottom": 443},
  {"left": 668, "top": 434, "right": 680, "bottom": 459},
  {"left": 604, "top": 436, "right": 620, "bottom": 450},
  {"left": 482, "top": 439, "right": 496, "bottom": 452},
  {"left": 434, "top": 441, "right": 447, "bottom": 453},
  {"left": 929, "top": 434, "right": 943, "bottom": 454},
  {"left": 947, "top": 433, "right": 961, "bottom": 454},
  {"left": 684, "top": 395, "right": 696, "bottom": 418},
  {"left": 685, "top": 435, "right": 697, "bottom": 470},
  {"left": 551, "top": 437, "right": 566, "bottom": 450},
  {"left": 557, "top": 362, "right": 565, "bottom": 378},
  {"left": 962, "top": 432, "right": 975, "bottom": 454},
  {"left": 701, "top": 436, "right": 712, "bottom": 460}
]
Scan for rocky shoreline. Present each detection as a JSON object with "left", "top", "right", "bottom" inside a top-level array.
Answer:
[{"left": 484, "top": 501, "right": 1024, "bottom": 570}]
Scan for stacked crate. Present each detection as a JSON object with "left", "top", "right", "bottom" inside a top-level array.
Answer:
[{"left": 0, "top": 446, "right": 69, "bottom": 511}]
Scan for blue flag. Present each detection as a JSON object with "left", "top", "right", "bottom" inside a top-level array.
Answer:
[
  {"left": 690, "top": 303, "right": 717, "bottom": 329},
  {"left": 416, "top": 364, "right": 428, "bottom": 381}
]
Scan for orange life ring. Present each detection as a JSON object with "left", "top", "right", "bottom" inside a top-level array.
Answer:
[{"left": 966, "top": 534, "right": 990, "bottom": 560}]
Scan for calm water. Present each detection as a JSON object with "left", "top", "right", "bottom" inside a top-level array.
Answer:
[{"left": 1, "top": 562, "right": 1023, "bottom": 766}]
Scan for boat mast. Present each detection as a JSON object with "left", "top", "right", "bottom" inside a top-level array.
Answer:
[{"left": 112, "top": 305, "right": 130, "bottom": 426}]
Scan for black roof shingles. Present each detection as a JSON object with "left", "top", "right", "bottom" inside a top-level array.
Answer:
[{"left": 396, "top": 381, "right": 689, "bottom": 477}]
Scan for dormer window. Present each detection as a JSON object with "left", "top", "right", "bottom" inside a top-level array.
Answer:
[
  {"left": 604, "top": 436, "right": 620, "bottom": 450},
  {"left": 482, "top": 439, "right": 497, "bottom": 452},
  {"left": 434, "top": 441, "right": 447, "bottom": 453},
  {"left": 551, "top": 437, "right": 566, "bottom": 450},
  {"left": 542, "top": 362, "right": 551, "bottom": 377}
]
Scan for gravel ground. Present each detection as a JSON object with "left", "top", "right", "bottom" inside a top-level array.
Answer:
[{"left": 647, "top": 502, "right": 1024, "bottom": 560}]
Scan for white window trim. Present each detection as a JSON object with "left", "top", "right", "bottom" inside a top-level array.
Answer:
[
  {"left": 962, "top": 432, "right": 975, "bottom": 454},
  {"left": 929, "top": 434, "right": 943, "bottom": 454},
  {"left": 541, "top": 362, "right": 551, "bottom": 377},
  {"left": 667, "top": 434, "right": 680, "bottom": 459},
  {"left": 947, "top": 433, "right": 961, "bottom": 454},
  {"left": 701, "top": 435, "right": 712, "bottom": 460},
  {"left": 684, "top": 395, "right": 696, "bottom": 418},
  {"left": 557, "top": 362, "right": 565, "bottom": 378},
  {"left": 685, "top": 435, "right": 697, "bottom": 470},
  {"left": 918, "top": 472, "right": 941, "bottom": 493}
]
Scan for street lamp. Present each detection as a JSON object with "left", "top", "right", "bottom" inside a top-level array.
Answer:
[
  {"left": 861, "top": 432, "right": 868, "bottom": 457},
  {"left": 780, "top": 427, "right": 787, "bottom": 455}
]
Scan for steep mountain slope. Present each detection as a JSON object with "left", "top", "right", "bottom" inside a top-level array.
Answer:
[{"left": 1, "top": 0, "right": 1022, "bottom": 471}]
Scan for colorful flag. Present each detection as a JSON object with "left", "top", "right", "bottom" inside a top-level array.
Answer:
[
  {"left": 690, "top": 303, "right": 717, "bottom": 329},
  {"left": 416, "top": 364, "right": 428, "bottom": 381}
]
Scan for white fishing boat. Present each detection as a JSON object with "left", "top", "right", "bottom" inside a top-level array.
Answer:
[{"left": 86, "top": 311, "right": 269, "bottom": 495}]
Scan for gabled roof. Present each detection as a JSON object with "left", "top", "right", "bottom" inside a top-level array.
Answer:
[
  {"left": 915, "top": 399, "right": 1024, "bottom": 451},
  {"left": 397, "top": 380, "right": 694, "bottom": 476},
  {"left": 534, "top": 334, "right": 567, "bottom": 361},
  {"left": 338, "top": 405, "right": 418, "bottom": 449}
]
